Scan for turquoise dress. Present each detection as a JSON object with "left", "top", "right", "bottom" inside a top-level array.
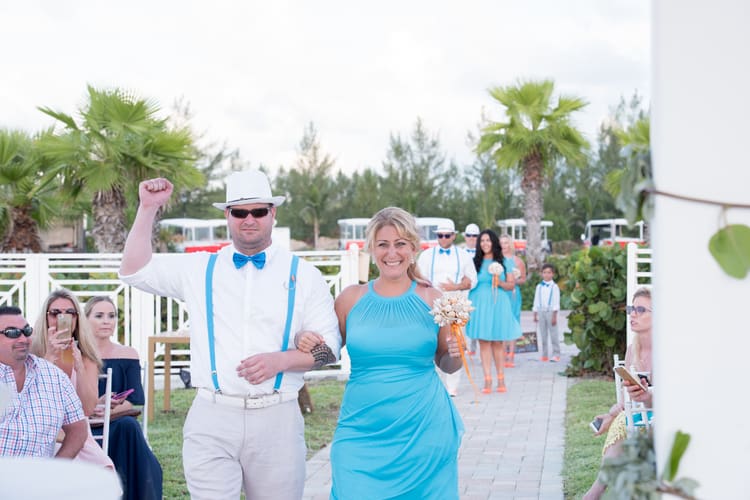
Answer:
[
  {"left": 466, "top": 259, "right": 522, "bottom": 341},
  {"left": 330, "top": 281, "right": 464, "bottom": 500},
  {"left": 503, "top": 256, "right": 523, "bottom": 325}
]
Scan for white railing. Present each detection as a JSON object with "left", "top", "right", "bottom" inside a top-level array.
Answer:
[
  {"left": 626, "top": 243, "right": 653, "bottom": 344},
  {"left": 0, "top": 247, "right": 361, "bottom": 374}
]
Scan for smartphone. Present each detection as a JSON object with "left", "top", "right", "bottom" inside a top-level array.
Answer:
[
  {"left": 590, "top": 417, "right": 603, "bottom": 433},
  {"left": 56, "top": 313, "right": 73, "bottom": 340},
  {"left": 112, "top": 388, "right": 135, "bottom": 401},
  {"left": 637, "top": 373, "right": 652, "bottom": 387}
]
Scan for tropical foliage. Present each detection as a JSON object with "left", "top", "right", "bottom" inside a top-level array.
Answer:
[
  {"left": 38, "top": 86, "right": 203, "bottom": 252},
  {"left": 0, "top": 84, "right": 651, "bottom": 254},
  {"left": 477, "top": 79, "right": 589, "bottom": 270},
  {"left": 0, "top": 129, "right": 62, "bottom": 252},
  {"left": 564, "top": 245, "right": 628, "bottom": 375}
]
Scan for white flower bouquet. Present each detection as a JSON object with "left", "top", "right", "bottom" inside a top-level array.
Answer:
[
  {"left": 430, "top": 293, "right": 474, "bottom": 328},
  {"left": 488, "top": 261, "right": 503, "bottom": 302},
  {"left": 430, "top": 294, "right": 479, "bottom": 397}
]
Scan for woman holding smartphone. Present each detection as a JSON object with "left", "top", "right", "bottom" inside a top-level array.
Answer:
[
  {"left": 86, "top": 295, "right": 163, "bottom": 500},
  {"left": 31, "top": 288, "right": 115, "bottom": 470},
  {"left": 583, "top": 287, "right": 653, "bottom": 500}
]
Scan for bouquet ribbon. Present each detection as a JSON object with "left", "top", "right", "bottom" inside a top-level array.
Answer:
[{"left": 451, "top": 322, "right": 480, "bottom": 401}]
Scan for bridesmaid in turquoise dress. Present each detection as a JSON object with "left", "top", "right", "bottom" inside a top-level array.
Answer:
[
  {"left": 465, "top": 230, "right": 521, "bottom": 393},
  {"left": 326, "top": 207, "right": 464, "bottom": 499},
  {"left": 500, "top": 234, "right": 526, "bottom": 367}
]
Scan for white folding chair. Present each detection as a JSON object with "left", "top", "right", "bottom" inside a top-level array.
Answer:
[
  {"left": 92, "top": 367, "right": 113, "bottom": 453},
  {"left": 613, "top": 354, "right": 653, "bottom": 436}
]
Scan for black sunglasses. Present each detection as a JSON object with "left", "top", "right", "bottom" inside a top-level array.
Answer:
[
  {"left": 1, "top": 325, "right": 33, "bottom": 339},
  {"left": 229, "top": 207, "right": 271, "bottom": 219},
  {"left": 48, "top": 308, "right": 78, "bottom": 316},
  {"left": 436, "top": 234, "right": 453, "bottom": 239}
]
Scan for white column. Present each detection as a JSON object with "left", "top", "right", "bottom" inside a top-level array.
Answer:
[{"left": 653, "top": 1, "right": 750, "bottom": 497}]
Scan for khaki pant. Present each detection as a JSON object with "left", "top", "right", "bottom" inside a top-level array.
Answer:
[{"left": 183, "top": 395, "right": 305, "bottom": 500}]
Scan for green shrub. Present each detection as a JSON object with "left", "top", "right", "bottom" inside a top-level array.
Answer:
[{"left": 564, "top": 246, "right": 628, "bottom": 375}]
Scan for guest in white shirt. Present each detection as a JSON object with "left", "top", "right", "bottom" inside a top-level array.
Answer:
[
  {"left": 119, "top": 170, "right": 341, "bottom": 500},
  {"left": 416, "top": 220, "right": 477, "bottom": 396}
]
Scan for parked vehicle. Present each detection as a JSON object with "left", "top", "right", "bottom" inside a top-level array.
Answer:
[
  {"left": 416, "top": 217, "right": 454, "bottom": 250},
  {"left": 581, "top": 218, "right": 645, "bottom": 247},
  {"left": 159, "top": 218, "right": 230, "bottom": 253},
  {"left": 159, "top": 218, "right": 290, "bottom": 252},
  {"left": 337, "top": 218, "right": 370, "bottom": 250},
  {"left": 496, "top": 218, "right": 554, "bottom": 255}
]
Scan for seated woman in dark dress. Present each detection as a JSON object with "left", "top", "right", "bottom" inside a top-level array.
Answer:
[{"left": 86, "top": 296, "right": 163, "bottom": 500}]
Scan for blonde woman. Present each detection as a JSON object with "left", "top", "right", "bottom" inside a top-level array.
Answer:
[
  {"left": 32, "top": 288, "right": 114, "bottom": 470},
  {"left": 499, "top": 234, "right": 526, "bottom": 366},
  {"left": 86, "top": 296, "right": 163, "bottom": 500},
  {"left": 583, "top": 287, "right": 653, "bottom": 500}
]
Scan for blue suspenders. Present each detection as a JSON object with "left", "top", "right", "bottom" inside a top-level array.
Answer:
[{"left": 205, "top": 253, "right": 299, "bottom": 394}]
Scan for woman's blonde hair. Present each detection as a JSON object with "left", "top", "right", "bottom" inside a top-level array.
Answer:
[
  {"left": 499, "top": 233, "right": 516, "bottom": 256},
  {"left": 32, "top": 288, "right": 102, "bottom": 369},
  {"left": 84, "top": 295, "right": 117, "bottom": 318},
  {"left": 365, "top": 207, "right": 429, "bottom": 285}
]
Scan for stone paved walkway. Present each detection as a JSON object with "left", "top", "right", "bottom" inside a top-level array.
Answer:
[{"left": 304, "top": 312, "right": 577, "bottom": 499}]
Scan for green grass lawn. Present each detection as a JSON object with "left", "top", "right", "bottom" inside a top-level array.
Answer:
[
  {"left": 147, "top": 380, "right": 345, "bottom": 499},
  {"left": 562, "top": 378, "right": 613, "bottom": 499}
]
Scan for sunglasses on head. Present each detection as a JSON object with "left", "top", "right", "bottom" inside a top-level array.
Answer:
[
  {"left": 1, "top": 325, "right": 33, "bottom": 339},
  {"left": 229, "top": 207, "right": 271, "bottom": 219},
  {"left": 626, "top": 305, "right": 652, "bottom": 315},
  {"left": 48, "top": 308, "right": 77, "bottom": 316},
  {"left": 436, "top": 234, "right": 453, "bottom": 239}
]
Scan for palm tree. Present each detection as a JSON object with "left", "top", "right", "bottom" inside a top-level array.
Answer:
[
  {"left": 38, "top": 86, "right": 203, "bottom": 253},
  {"left": 477, "top": 79, "right": 589, "bottom": 270},
  {"left": 0, "top": 129, "right": 63, "bottom": 252}
]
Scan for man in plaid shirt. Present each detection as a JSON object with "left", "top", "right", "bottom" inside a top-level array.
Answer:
[{"left": 0, "top": 305, "right": 88, "bottom": 458}]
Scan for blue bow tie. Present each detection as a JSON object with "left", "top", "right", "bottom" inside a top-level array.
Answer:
[
  {"left": 439, "top": 248, "right": 451, "bottom": 255},
  {"left": 541, "top": 282, "right": 551, "bottom": 287},
  {"left": 466, "top": 248, "right": 475, "bottom": 254},
  {"left": 233, "top": 252, "right": 266, "bottom": 270}
]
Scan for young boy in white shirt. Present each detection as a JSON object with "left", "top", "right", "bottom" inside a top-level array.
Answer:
[{"left": 533, "top": 263, "right": 561, "bottom": 362}]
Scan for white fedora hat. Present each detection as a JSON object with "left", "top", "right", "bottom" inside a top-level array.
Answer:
[
  {"left": 436, "top": 220, "right": 456, "bottom": 234},
  {"left": 212, "top": 170, "right": 285, "bottom": 210}
]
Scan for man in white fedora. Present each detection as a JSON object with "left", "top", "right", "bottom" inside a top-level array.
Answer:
[
  {"left": 119, "top": 170, "right": 341, "bottom": 500},
  {"left": 416, "top": 219, "right": 477, "bottom": 396}
]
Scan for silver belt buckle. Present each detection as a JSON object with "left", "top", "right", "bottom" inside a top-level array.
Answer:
[{"left": 244, "top": 393, "right": 267, "bottom": 409}]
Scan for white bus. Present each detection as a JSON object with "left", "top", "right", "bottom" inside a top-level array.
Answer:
[
  {"left": 581, "top": 218, "right": 645, "bottom": 247},
  {"left": 337, "top": 218, "right": 370, "bottom": 250},
  {"left": 496, "top": 218, "right": 554, "bottom": 255}
]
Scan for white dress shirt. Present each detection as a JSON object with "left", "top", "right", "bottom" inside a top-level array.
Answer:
[
  {"left": 416, "top": 245, "right": 478, "bottom": 293},
  {"left": 119, "top": 243, "right": 341, "bottom": 396},
  {"left": 532, "top": 280, "right": 560, "bottom": 312}
]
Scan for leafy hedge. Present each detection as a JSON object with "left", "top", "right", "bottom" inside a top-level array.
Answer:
[{"left": 564, "top": 246, "right": 628, "bottom": 375}]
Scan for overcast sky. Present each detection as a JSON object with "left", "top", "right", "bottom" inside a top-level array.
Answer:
[{"left": 2, "top": 0, "right": 650, "bottom": 175}]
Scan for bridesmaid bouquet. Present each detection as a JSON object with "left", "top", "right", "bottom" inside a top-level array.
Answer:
[
  {"left": 431, "top": 294, "right": 478, "bottom": 398},
  {"left": 488, "top": 262, "right": 503, "bottom": 303}
]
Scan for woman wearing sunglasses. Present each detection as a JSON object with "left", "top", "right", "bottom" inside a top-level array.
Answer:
[
  {"left": 31, "top": 288, "right": 115, "bottom": 471},
  {"left": 583, "top": 287, "right": 653, "bottom": 500}
]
